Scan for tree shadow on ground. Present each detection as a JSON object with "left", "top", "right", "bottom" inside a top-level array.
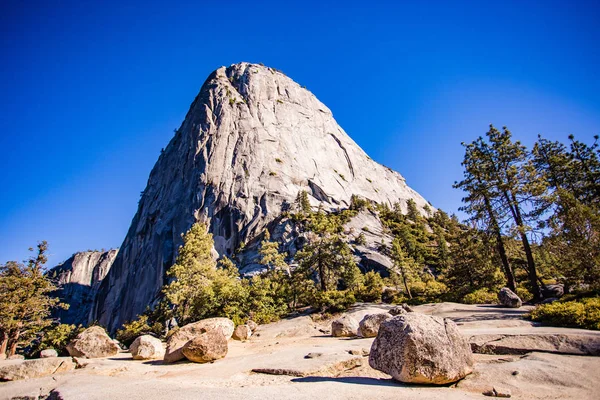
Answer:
[
  {"left": 291, "top": 376, "right": 403, "bottom": 387},
  {"left": 291, "top": 376, "right": 456, "bottom": 388}
]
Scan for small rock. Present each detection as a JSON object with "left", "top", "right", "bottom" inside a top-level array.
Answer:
[
  {"left": 246, "top": 320, "right": 258, "bottom": 332},
  {"left": 331, "top": 315, "right": 359, "bottom": 337},
  {"left": 348, "top": 348, "right": 369, "bottom": 356},
  {"left": 130, "top": 335, "right": 164, "bottom": 360},
  {"left": 498, "top": 288, "right": 522, "bottom": 308},
  {"left": 40, "top": 349, "right": 58, "bottom": 358},
  {"left": 388, "top": 304, "right": 413, "bottom": 316},
  {"left": 66, "top": 326, "right": 120, "bottom": 359},
  {"left": 232, "top": 325, "right": 252, "bottom": 341},
  {"left": 304, "top": 352, "right": 323, "bottom": 359},
  {"left": 483, "top": 387, "right": 512, "bottom": 398},
  {"left": 181, "top": 330, "right": 228, "bottom": 363},
  {"left": 358, "top": 313, "right": 392, "bottom": 337},
  {"left": 7, "top": 354, "right": 25, "bottom": 360}
]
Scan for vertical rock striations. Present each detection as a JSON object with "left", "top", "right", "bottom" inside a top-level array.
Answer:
[
  {"left": 93, "top": 62, "right": 431, "bottom": 332},
  {"left": 48, "top": 250, "right": 117, "bottom": 326}
]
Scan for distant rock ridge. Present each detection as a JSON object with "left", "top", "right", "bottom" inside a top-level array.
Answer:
[
  {"left": 47, "top": 249, "right": 117, "bottom": 326},
  {"left": 92, "top": 62, "right": 432, "bottom": 332}
]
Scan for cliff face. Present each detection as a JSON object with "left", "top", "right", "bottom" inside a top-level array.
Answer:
[
  {"left": 48, "top": 249, "right": 117, "bottom": 326},
  {"left": 93, "top": 62, "right": 432, "bottom": 332}
]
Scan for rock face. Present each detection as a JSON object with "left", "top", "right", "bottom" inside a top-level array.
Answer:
[
  {"left": 369, "top": 313, "right": 474, "bottom": 384},
  {"left": 181, "top": 330, "right": 228, "bottom": 363},
  {"left": 0, "top": 357, "right": 75, "bottom": 381},
  {"left": 332, "top": 315, "right": 359, "bottom": 337},
  {"left": 47, "top": 249, "right": 117, "bottom": 326},
  {"left": 358, "top": 313, "right": 392, "bottom": 338},
  {"left": 130, "top": 335, "right": 165, "bottom": 360},
  {"left": 92, "top": 62, "right": 432, "bottom": 332},
  {"left": 66, "top": 326, "right": 120, "bottom": 358},
  {"left": 164, "top": 318, "right": 234, "bottom": 363},
  {"left": 498, "top": 288, "right": 522, "bottom": 308}
]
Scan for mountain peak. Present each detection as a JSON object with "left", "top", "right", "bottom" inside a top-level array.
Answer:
[{"left": 93, "top": 63, "right": 432, "bottom": 331}]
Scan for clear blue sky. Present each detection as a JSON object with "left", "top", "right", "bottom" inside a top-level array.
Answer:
[{"left": 1, "top": 1, "right": 599, "bottom": 266}]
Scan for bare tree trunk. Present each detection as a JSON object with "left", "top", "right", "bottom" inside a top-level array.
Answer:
[
  {"left": 400, "top": 267, "right": 412, "bottom": 299},
  {"left": 483, "top": 194, "right": 516, "bottom": 291},
  {"left": 8, "top": 330, "right": 20, "bottom": 357},
  {"left": 0, "top": 331, "right": 8, "bottom": 357},
  {"left": 507, "top": 194, "right": 542, "bottom": 301}
]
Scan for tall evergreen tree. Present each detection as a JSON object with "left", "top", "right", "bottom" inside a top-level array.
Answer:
[
  {"left": 454, "top": 134, "right": 517, "bottom": 292},
  {"left": 0, "top": 242, "right": 66, "bottom": 357}
]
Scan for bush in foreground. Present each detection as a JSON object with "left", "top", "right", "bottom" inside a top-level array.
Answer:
[{"left": 529, "top": 298, "right": 600, "bottom": 330}]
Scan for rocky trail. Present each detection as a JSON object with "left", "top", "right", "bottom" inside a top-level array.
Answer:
[{"left": 2, "top": 303, "right": 599, "bottom": 399}]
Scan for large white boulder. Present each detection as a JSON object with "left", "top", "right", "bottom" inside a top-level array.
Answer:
[
  {"left": 369, "top": 313, "right": 474, "bottom": 384},
  {"left": 331, "top": 315, "right": 359, "bottom": 337},
  {"left": 164, "top": 317, "right": 234, "bottom": 363},
  {"left": 130, "top": 335, "right": 165, "bottom": 360},
  {"left": 66, "top": 326, "right": 120, "bottom": 359}
]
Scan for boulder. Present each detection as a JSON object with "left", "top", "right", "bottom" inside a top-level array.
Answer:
[
  {"left": 130, "top": 335, "right": 165, "bottom": 360},
  {"left": 40, "top": 349, "right": 58, "bottom": 358},
  {"left": 66, "top": 326, "right": 120, "bottom": 358},
  {"left": 358, "top": 313, "right": 392, "bottom": 338},
  {"left": 498, "top": 288, "right": 522, "bottom": 308},
  {"left": 181, "top": 330, "right": 228, "bottom": 363},
  {"left": 232, "top": 325, "right": 252, "bottom": 341},
  {"left": 246, "top": 320, "right": 258, "bottom": 332},
  {"left": 369, "top": 313, "right": 474, "bottom": 384},
  {"left": 0, "top": 357, "right": 75, "bottom": 381},
  {"left": 164, "top": 317, "right": 234, "bottom": 363},
  {"left": 331, "top": 315, "right": 359, "bottom": 337},
  {"left": 542, "top": 284, "right": 564, "bottom": 299},
  {"left": 388, "top": 304, "right": 413, "bottom": 316}
]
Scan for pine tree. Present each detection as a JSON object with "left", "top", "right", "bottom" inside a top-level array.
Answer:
[
  {"left": 0, "top": 242, "right": 66, "bottom": 357},
  {"left": 162, "top": 223, "right": 246, "bottom": 324},
  {"left": 390, "top": 237, "right": 416, "bottom": 299},
  {"left": 296, "top": 190, "right": 312, "bottom": 214},
  {"left": 294, "top": 210, "right": 359, "bottom": 292},
  {"left": 259, "top": 230, "right": 288, "bottom": 273}
]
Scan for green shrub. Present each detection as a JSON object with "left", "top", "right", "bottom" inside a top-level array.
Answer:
[
  {"left": 116, "top": 315, "right": 164, "bottom": 346},
  {"left": 356, "top": 271, "right": 384, "bottom": 302},
  {"left": 409, "top": 279, "right": 448, "bottom": 304},
  {"left": 355, "top": 232, "right": 367, "bottom": 246},
  {"left": 516, "top": 287, "right": 533, "bottom": 303},
  {"left": 29, "top": 323, "right": 84, "bottom": 357},
  {"left": 350, "top": 195, "right": 368, "bottom": 211},
  {"left": 463, "top": 289, "right": 498, "bottom": 304},
  {"left": 310, "top": 290, "right": 355, "bottom": 313},
  {"left": 529, "top": 298, "right": 600, "bottom": 330}
]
